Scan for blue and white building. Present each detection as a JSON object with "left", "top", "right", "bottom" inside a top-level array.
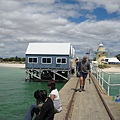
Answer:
[
  {"left": 25, "top": 43, "right": 75, "bottom": 81},
  {"left": 102, "top": 57, "right": 120, "bottom": 64}
]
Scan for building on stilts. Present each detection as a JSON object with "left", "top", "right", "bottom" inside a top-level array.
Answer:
[{"left": 25, "top": 43, "right": 76, "bottom": 81}]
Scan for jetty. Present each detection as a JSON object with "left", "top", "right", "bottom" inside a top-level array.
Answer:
[{"left": 54, "top": 74, "right": 120, "bottom": 120}]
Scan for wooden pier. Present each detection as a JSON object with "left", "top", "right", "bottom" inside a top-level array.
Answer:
[{"left": 54, "top": 74, "right": 120, "bottom": 120}]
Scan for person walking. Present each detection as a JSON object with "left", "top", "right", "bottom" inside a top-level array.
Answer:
[{"left": 77, "top": 56, "right": 91, "bottom": 92}]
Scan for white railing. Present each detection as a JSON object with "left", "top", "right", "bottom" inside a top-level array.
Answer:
[{"left": 91, "top": 63, "right": 120, "bottom": 96}]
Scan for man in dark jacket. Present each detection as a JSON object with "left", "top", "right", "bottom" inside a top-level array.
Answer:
[{"left": 77, "top": 56, "right": 91, "bottom": 92}]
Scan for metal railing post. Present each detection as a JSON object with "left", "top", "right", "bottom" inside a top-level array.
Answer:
[
  {"left": 91, "top": 63, "right": 120, "bottom": 97},
  {"left": 96, "top": 67, "right": 98, "bottom": 79},
  {"left": 119, "top": 89, "right": 120, "bottom": 96},
  {"left": 108, "top": 73, "right": 111, "bottom": 96},
  {"left": 98, "top": 69, "right": 101, "bottom": 84},
  {"left": 102, "top": 70, "right": 104, "bottom": 87}
]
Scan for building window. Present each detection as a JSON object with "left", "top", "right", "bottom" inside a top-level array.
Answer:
[
  {"left": 56, "top": 57, "right": 67, "bottom": 64},
  {"left": 41, "top": 57, "right": 52, "bottom": 64},
  {"left": 105, "top": 59, "right": 108, "bottom": 62},
  {"left": 28, "top": 57, "right": 38, "bottom": 64}
]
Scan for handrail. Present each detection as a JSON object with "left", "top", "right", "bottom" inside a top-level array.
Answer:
[{"left": 91, "top": 63, "right": 120, "bottom": 96}]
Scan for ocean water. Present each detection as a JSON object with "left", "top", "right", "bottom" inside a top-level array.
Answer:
[
  {"left": 0, "top": 67, "right": 65, "bottom": 120},
  {"left": 98, "top": 72, "right": 120, "bottom": 96}
]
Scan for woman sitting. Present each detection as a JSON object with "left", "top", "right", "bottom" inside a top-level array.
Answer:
[{"left": 47, "top": 80, "right": 62, "bottom": 114}]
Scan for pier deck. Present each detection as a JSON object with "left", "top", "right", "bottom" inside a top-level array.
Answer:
[{"left": 54, "top": 74, "right": 120, "bottom": 120}]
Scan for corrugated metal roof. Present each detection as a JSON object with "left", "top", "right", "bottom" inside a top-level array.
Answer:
[{"left": 25, "top": 43, "right": 71, "bottom": 55}]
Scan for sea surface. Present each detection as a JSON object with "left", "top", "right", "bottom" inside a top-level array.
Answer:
[
  {"left": 0, "top": 67, "right": 65, "bottom": 120},
  {"left": 102, "top": 72, "right": 120, "bottom": 96}
]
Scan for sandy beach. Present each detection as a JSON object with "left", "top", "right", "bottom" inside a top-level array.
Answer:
[
  {"left": 0, "top": 63, "right": 120, "bottom": 73},
  {"left": 0, "top": 63, "right": 25, "bottom": 68},
  {"left": 102, "top": 67, "right": 120, "bottom": 73}
]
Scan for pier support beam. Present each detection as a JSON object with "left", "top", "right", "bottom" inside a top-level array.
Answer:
[{"left": 25, "top": 68, "right": 72, "bottom": 81}]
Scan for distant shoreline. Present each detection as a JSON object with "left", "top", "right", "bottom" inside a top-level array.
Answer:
[
  {"left": 0, "top": 62, "right": 120, "bottom": 72},
  {"left": 0, "top": 63, "right": 25, "bottom": 68},
  {"left": 102, "top": 67, "right": 120, "bottom": 73}
]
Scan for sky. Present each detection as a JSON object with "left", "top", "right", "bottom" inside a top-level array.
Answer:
[{"left": 0, "top": 0, "right": 120, "bottom": 59}]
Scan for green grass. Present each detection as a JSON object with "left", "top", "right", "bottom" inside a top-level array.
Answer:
[{"left": 98, "top": 64, "right": 111, "bottom": 69}]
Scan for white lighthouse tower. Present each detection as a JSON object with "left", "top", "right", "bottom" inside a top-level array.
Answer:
[{"left": 95, "top": 43, "right": 107, "bottom": 64}]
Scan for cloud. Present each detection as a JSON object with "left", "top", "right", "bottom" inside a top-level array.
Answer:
[
  {"left": 0, "top": 0, "right": 120, "bottom": 58},
  {"left": 77, "top": 0, "right": 120, "bottom": 13}
]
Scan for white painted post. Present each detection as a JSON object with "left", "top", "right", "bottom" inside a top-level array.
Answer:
[
  {"left": 119, "top": 89, "right": 120, "bottom": 96},
  {"left": 108, "top": 73, "right": 111, "bottom": 96},
  {"left": 67, "top": 71, "right": 69, "bottom": 79},
  {"left": 31, "top": 69, "right": 33, "bottom": 78},
  {"left": 98, "top": 69, "right": 101, "bottom": 84},
  {"left": 96, "top": 67, "right": 98, "bottom": 79},
  {"left": 39, "top": 69, "right": 41, "bottom": 79},
  {"left": 102, "top": 70, "right": 104, "bottom": 87},
  {"left": 25, "top": 70, "right": 28, "bottom": 81},
  {"left": 53, "top": 72, "right": 55, "bottom": 80},
  {"left": 100, "top": 69, "right": 102, "bottom": 85}
]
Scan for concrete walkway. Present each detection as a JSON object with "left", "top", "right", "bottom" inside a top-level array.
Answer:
[
  {"left": 71, "top": 76, "right": 110, "bottom": 120},
  {"left": 54, "top": 74, "right": 120, "bottom": 120}
]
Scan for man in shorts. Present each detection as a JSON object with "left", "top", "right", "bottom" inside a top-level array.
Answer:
[{"left": 77, "top": 56, "right": 91, "bottom": 92}]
